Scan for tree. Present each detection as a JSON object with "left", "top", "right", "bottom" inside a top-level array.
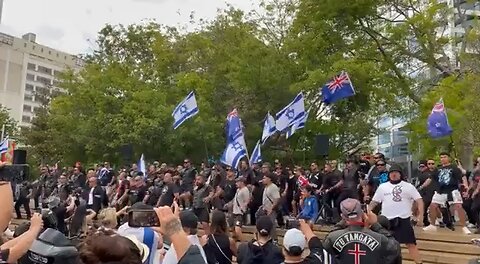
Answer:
[{"left": 0, "top": 105, "right": 17, "bottom": 139}]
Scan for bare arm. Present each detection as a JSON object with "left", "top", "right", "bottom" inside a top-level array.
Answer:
[
  {"left": 419, "top": 178, "right": 432, "bottom": 190},
  {"left": 415, "top": 198, "right": 424, "bottom": 219},
  {"left": 368, "top": 201, "right": 379, "bottom": 212}
]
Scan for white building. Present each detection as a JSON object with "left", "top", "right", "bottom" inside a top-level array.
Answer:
[{"left": 0, "top": 32, "right": 83, "bottom": 127}]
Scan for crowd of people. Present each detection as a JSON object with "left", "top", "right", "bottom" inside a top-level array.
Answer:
[{"left": 0, "top": 151, "right": 479, "bottom": 264}]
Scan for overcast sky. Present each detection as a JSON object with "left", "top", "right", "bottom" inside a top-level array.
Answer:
[{"left": 0, "top": 0, "right": 259, "bottom": 55}]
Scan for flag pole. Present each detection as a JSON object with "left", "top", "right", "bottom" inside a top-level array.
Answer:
[{"left": 200, "top": 122, "right": 210, "bottom": 164}]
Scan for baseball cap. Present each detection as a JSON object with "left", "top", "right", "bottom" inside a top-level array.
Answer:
[
  {"left": 340, "top": 198, "right": 364, "bottom": 219},
  {"left": 283, "top": 228, "right": 306, "bottom": 252},
  {"left": 179, "top": 211, "right": 199, "bottom": 229},
  {"left": 256, "top": 216, "right": 274, "bottom": 236}
]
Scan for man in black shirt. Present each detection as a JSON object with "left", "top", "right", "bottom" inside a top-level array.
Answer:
[
  {"left": 281, "top": 221, "right": 324, "bottom": 264},
  {"left": 179, "top": 159, "right": 197, "bottom": 209},
  {"left": 250, "top": 163, "right": 268, "bottom": 225},
  {"left": 14, "top": 180, "right": 32, "bottom": 219},
  {"left": 157, "top": 172, "right": 180, "bottom": 207},
  {"left": 421, "top": 152, "right": 471, "bottom": 234},
  {"left": 416, "top": 160, "right": 437, "bottom": 226},
  {"left": 129, "top": 175, "right": 148, "bottom": 205},
  {"left": 307, "top": 163, "right": 322, "bottom": 191}
]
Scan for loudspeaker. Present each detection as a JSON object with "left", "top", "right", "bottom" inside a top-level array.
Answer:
[
  {"left": 314, "top": 135, "right": 329, "bottom": 156},
  {"left": 13, "top": 149, "right": 27, "bottom": 164}
]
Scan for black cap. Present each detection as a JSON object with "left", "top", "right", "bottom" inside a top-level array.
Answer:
[
  {"left": 256, "top": 216, "right": 273, "bottom": 236},
  {"left": 179, "top": 211, "right": 199, "bottom": 229},
  {"left": 389, "top": 164, "right": 403, "bottom": 175},
  {"left": 419, "top": 160, "right": 428, "bottom": 167}
]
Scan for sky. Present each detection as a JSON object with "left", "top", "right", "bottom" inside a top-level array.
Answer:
[{"left": 0, "top": 0, "right": 259, "bottom": 55}]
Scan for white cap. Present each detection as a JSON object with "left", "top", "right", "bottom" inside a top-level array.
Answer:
[{"left": 283, "top": 228, "right": 306, "bottom": 251}]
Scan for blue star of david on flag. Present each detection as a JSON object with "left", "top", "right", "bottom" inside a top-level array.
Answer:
[
  {"left": 172, "top": 91, "right": 199, "bottom": 129},
  {"left": 276, "top": 92, "right": 306, "bottom": 132},
  {"left": 221, "top": 139, "right": 247, "bottom": 169},
  {"left": 249, "top": 140, "right": 262, "bottom": 167}
]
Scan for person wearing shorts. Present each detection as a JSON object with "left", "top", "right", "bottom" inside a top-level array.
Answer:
[
  {"left": 421, "top": 152, "right": 471, "bottom": 234},
  {"left": 228, "top": 176, "right": 250, "bottom": 241},
  {"left": 192, "top": 174, "right": 213, "bottom": 234}
]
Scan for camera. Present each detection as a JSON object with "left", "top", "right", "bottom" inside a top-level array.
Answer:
[
  {"left": 18, "top": 228, "right": 78, "bottom": 264},
  {"left": 0, "top": 164, "right": 30, "bottom": 183},
  {"left": 285, "top": 217, "right": 300, "bottom": 229}
]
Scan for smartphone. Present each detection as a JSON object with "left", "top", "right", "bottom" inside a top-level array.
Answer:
[{"left": 128, "top": 209, "right": 160, "bottom": 228}]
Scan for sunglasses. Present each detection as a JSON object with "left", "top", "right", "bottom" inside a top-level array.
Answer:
[
  {"left": 376, "top": 164, "right": 386, "bottom": 166},
  {"left": 427, "top": 163, "right": 435, "bottom": 165}
]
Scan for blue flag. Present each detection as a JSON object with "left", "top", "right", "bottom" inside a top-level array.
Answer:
[
  {"left": 427, "top": 98, "right": 453, "bottom": 138},
  {"left": 276, "top": 92, "right": 306, "bottom": 132},
  {"left": 321, "top": 71, "right": 356, "bottom": 104},
  {"left": 172, "top": 91, "right": 199, "bottom": 129},
  {"left": 286, "top": 109, "right": 309, "bottom": 139},
  {"left": 261, "top": 112, "right": 276, "bottom": 144},
  {"left": 249, "top": 140, "right": 262, "bottom": 167}
]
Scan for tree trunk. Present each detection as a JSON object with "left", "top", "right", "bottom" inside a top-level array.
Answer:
[{"left": 459, "top": 129, "right": 474, "bottom": 171}]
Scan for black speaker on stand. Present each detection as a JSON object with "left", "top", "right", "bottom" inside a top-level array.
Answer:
[
  {"left": 13, "top": 149, "right": 27, "bottom": 164},
  {"left": 120, "top": 144, "right": 134, "bottom": 164},
  {"left": 314, "top": 135, "right": 329, "bottom": 157}
]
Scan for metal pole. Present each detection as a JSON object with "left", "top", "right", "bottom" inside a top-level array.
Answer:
[{"left": 1, "top": 124, "right": 5, "bottom": 141}]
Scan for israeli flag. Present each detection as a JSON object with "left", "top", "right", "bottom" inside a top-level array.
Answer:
[
  {"left": 0, "top": 138, "right": 8, "bottom": 154},
  {"left": 286, "top": 108, "right": 309, "bottom": 139},
  {"left": 138, "top": 154, "right": 146, "bottom": 178},
  {"left": 276, "top": 92, "right": 306, "bottom": 132},
  {"left": 221, "top": 139, "right": 247, "bottom": 169},
  {"left": 249, "top": 140, "right": 262, "bottom": 167},
  {"left": 172, "top": 91, "right": 199, "bottom": 129},
  {"left": 261, "top": 112, "right": 276, "bottom": 144}
]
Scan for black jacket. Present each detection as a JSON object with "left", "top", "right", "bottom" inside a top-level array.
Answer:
[
  {"left": 323, "top": 223, "right": 400, "bottom": 264},
  {"left": 84, "top": 186, "right": 108, "bottom": 213},
  {"left": 237, "top": 239, "right": 284, "bottom": 264}
]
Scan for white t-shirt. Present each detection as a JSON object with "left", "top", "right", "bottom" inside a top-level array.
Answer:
[
  {"left": 162, "top": 234, "right": 207, "bottom": 264},
  {"left": 88, "top": 188, "right": 94, "bottom": 205},
  {"left": 117, "top": 223, "right": 160, "bottom": 264},
  {"left": 372, "top": 181, "right": 422, "bottom": 219}
]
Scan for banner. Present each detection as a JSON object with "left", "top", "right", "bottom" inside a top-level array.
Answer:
[{"left": 0, "top": 140, "right": 16, "bottom": 163}]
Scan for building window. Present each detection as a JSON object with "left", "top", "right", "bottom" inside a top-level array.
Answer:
[
  {"left": 53, "top": 70, "right": 61, "bottom": 76},
  {"left": 24, "top": 43, "right": 27, "bottom": 48},
  {"left": 27, "top": 63, "right": 36, "bottom": 71},
  {"left": 23, "top": 105, "right": 32, "bottom": 112},
  {"left": 56, "top": 53, "right": 59, "bottom": 57},
  {"left": 25, "top": 84, "right": 34, "bottom": 92},
  {"left": 26, "top": 73, "right": 35, "bottom": 81},
  {"left": 64, "top": 55, "right": 67, "bottom": 60},
  {"left": 38, "top": 66, "right": 52, "bottom": 75},
  {"left": 52, "top": 80, "right": 60, "bottom": 87},
  {"left": 24, "top": 95, "right": 33, "bottom": 101},
  {"left": 48, "top": 50, "right": 51, "bottom": 55},
  {"left": 32, "top": 45, "right": 35, "bottom": 50},
  {"left": 37, "top": 76, "right": 51, "bottom": 85},
  {"left": 22, "top": 116, "right": 31, "bottom": 123},
  {"left": 33, "top": 107, "right": 41, "bottom": 113}
]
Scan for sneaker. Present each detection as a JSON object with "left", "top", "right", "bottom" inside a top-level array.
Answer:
[
  {"left": 423, "top": 225, "right": 437, "bottom": 232},
  {"left": 463, "top": 227, "right": 472, "bottom": 235},
  {"left": 467, "top": 223, "right": 476, "bottom": 228}
]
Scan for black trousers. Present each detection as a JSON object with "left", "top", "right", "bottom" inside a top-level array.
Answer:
[
  {"left": 249, "top": 203, "right": 261, "bottom": 225},
  {"left": 421, "top": 191, "right": 434, "bottom": 226},
  {"left": 463, "top": 198, "right": 475, "bottom": 225},
  {"left": 15, "top": 197, "right": 31, "bottom": 219},
  {"left": 471, "top": 196, "right": 480, "bottom": 227}
]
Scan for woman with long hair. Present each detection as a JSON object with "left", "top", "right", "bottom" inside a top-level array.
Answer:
[{"left": 202, "top": 210, "right": 236, "bottom": 264}]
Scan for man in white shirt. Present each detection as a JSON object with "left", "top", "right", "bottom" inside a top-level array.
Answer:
[
  {"left": 369, "top": 164, "right": 424, "bottom": 264},
  {"left": 163, "top": 210, "right": 207, "bottom": 264},
  {"left": 229, "top": 176, "right": 251, "bottom": 241}
]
